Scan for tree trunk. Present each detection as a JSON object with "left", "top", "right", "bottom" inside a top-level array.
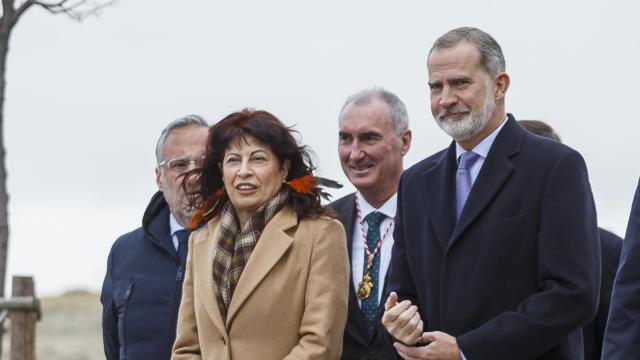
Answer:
[
  {"left": 0, "top": 16, "right": 12, "bottom": 359},
  {"left": 0, "top": 27, "right": 10, "bottom": 302}
]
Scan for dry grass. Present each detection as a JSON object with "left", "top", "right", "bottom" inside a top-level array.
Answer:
[{"left": 1, "top": 291, "right": 103, "bottom": 360}]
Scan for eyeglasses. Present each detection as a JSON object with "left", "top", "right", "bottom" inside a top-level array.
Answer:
[{"left": 158, "top": 156, "right": 205, "bottom": 174}]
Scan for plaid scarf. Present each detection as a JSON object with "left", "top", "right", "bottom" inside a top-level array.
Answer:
[{"left": 212, "top": 188, "right": 289, "bottom": 322}]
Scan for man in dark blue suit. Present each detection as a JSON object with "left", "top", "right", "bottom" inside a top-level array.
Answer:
[
  {"left": 603, "top": 179, "right": 640, "bottom": 359},
  {"left": 518, "top": 119, "right": 623, "bottom": 360},
  {"left": 332, "top": 87, "right": 412, "bottom": 360},
  {"left": 382, "top": 27, "right": 600, "bottom": 360}
]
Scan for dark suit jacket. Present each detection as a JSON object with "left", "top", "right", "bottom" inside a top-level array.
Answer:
[
  {"left": 602, "top": 179, "right": 640, "bottom": 359},
  {"left": 583, "top": 228, "right": 622, "bottom": 360},
  {"left": 388, "top": 115, "right": 600, "bottom": 360},
  {"left": 331, "top": 193, "right": 396, "bottom": 360}
]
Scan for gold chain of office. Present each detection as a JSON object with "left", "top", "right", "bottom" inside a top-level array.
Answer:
[{"left": 355, "top": 194, "right": 393, "bottom": 300}]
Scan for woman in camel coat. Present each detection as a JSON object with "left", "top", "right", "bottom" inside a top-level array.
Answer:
[{"left": 172, "top": 109, "right": 349, "bottom": 360}]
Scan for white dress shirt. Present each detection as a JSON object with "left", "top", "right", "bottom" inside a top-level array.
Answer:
[
  {"left": 169, "top": 214, "right": 185, "bottom": 251},
  {"left": 455, "top": 116, "right": 508, "bottom": 185},
  {"left": 351, "top": 192, "right": 397, "bottom": 306}
]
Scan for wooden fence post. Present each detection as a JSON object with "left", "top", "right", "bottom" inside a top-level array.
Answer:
[{"left": 10, "top": 276, "right": 36, "bottom": 360}]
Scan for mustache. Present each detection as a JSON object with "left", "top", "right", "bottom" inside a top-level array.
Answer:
[{"left": 437, "top": 107, "right": 470, "bottom": 121}]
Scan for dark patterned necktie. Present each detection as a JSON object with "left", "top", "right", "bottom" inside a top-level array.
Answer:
[
  {"left": 175, "top": 229, "right": 189, "bottom": 266},
  {"left": 361, "top": 211, "right": 386, "bottom": 336}
]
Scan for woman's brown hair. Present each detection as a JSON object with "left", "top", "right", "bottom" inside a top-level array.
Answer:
[{"left": 184, "top": 109, "right": 339, "bottom": 228}]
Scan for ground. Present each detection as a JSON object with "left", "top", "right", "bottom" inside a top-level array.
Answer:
[{"left": 1, "top": 291, "right": 102, "bottom": 360}]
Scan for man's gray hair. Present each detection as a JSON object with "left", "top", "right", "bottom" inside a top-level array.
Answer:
[
  {"left": 339, "top": 87, "right": 409, "bottom": 136},
  {"left": 429, "top": 27, "right": 505, "bottom": 78},
  {"left": 155, "top": 114, "right": 208, "bottom": 163}
]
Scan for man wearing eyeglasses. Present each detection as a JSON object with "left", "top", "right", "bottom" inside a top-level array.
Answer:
[{"left": 101, "top": 115, "right": 209, "bottom": 360}]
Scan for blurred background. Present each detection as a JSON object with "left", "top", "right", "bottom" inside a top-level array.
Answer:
[{"left": 1, "top": 0, "right": 639, "bottom": 358}]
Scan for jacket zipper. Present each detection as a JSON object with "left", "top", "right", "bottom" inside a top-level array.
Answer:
[
  {"left": 122, "top": 281, "right": 135, "bottom": 359},
  {"left": 168, "top": 265, "right": 185, "bottom": 354},
  {"left": 176, "top": 264, "right": 184, "bottom": 282}
]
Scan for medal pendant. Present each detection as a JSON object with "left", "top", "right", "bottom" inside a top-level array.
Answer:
[{"left": 357, "top": 273, "right": 374, "bottom": 300}]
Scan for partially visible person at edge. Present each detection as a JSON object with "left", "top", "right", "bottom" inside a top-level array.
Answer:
[
  {"left": 171, "top": 109, "right": 349, "bottom": 360},
  {"left": 519, "top": 119, "right": 623, "bottom": 360},
  {"left": 382, "top": 27, "right": 600, "bottom": 360},
  {"left": 101, "top": 115, "right": 209, "bottom": 359},
  {"left": 331, "top": 87, "right": 411, "bottom": 360},
  {"left": 602, "top": 179, "right": 640, "bottom": 359}
]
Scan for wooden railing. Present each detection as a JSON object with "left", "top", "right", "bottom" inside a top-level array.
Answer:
[{"left": 0, "top": 276, "right": 41, "bottom": 360}]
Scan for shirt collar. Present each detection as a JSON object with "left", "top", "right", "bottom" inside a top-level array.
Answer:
[
  {"left": 356, "top": 192, "right": 397, "bottom": 219},
  {"left": 169, "top": 213, "right": 186, "bottom": 236},
  {"left": 456, "top": 115, "right": 508, "bottom": 161}
]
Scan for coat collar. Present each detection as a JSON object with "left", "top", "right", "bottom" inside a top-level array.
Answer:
[
  {"left": 192, "top": 205, "right": 299, "bottom": 333},
  {"left": 226, "top": 206, "right": 297, "bottom": 325},
  {"left": 334, "top": 195, "right": 370, "bottom": 336},
  {"left": 422, "top": 144, "right": 458, "bottom": 251},
  {"left": 192, "top": 218, "right": 225, "bottom": 335},
  {"left": 334, "top": 194, "right": 357, "bottom": 268},
  {"left": 421, "top": 114, "right": 524, "bottom": 252},
  {"left": 143, "top": 191, "right": 179, "bottom": 262},
  {"left": 448, "top": 114, "right": 523, "bottom": 251}
]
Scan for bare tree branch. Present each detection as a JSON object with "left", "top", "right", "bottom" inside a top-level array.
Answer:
[
  {"left": 2, "top": 0, "right": 15, "bottom": 21},
  {"left": 33, "top": 0, "right": 114, "bottom": 21},
  {"left": 11, "top": 0, "right": 34, "bottom": 27}
]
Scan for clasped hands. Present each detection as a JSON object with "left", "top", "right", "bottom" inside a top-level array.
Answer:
[{"left": 382, "top": 292, "right": 461, "bottom": 360}]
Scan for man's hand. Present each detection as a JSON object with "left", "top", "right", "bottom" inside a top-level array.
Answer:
[
  {"left": 394, "top": 331, "right": 461, "bottom": 360},
  {"left": 381, "top": 292, "right": 423, "bottom": 345}
]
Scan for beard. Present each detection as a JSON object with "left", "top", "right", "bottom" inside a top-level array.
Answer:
[
  {"left": 162, "top": 174, "right": 198, "bottom": 227},
  {"left": 165, "top": 193, "right": 194, "bottom": 227},
  {"left": 435, "top": 87, "right": 496, "bottom": 143},
  {"left": 173, "top": 202, "right": 195, "bottom": 227}
]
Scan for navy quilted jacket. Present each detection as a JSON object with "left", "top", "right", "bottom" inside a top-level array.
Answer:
[{"left": 101, "top": 192, "right": 185, "bottom": 360}]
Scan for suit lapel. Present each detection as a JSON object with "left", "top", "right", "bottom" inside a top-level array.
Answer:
[
  {"left": 447, "top": 116, "right": 523, "bottom": 251},
  {"left": 423, "top": 143, "right": 458, "bottom": 251},
  {"left": 336, "top": 194, "right": 371, "bottom": 339},
  {"left": 337, "top": 193, "right": 402, "bottom": 342},
  {"left": 192, "top": 220, "right": 227, "bottom": 336},
  {"left": 336, "top": 194, "right": 357, "bottom": 280},
  {"left": 225, "top": 207, "right": 296, "bottom": 326}
]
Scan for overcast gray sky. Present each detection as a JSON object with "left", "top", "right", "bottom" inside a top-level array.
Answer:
[{"left": 3, "top": 0, "right": 639, "bottom": 295}]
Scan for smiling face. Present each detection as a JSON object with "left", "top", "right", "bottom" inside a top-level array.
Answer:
[
  {"left": 338, "top": 98, "right": 411, "bottom": 207},
  {"left": 428, "top": 41, "right": 508, "bottom": 149},
  {"left": 221, "top": 135, "right": 289, "bottom": 225}
]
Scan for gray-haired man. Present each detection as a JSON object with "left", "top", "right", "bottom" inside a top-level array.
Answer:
[
  {"left": 101, "top": 115, "right": 208, "bottom": 360},
  {"left": 383, "top": 27, "right": 599, "bottom": 360},
  {"left": 331, "top": 87, "right": 412, "bottom": 360}
]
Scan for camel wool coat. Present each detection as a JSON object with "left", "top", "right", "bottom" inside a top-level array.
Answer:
[{"left": 172, "top": 206, "right": 349, "bottom": 360}]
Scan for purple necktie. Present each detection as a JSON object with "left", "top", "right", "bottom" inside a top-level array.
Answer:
[{"left": 456, "top": 151, "right": 480, "bottom": 220}]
